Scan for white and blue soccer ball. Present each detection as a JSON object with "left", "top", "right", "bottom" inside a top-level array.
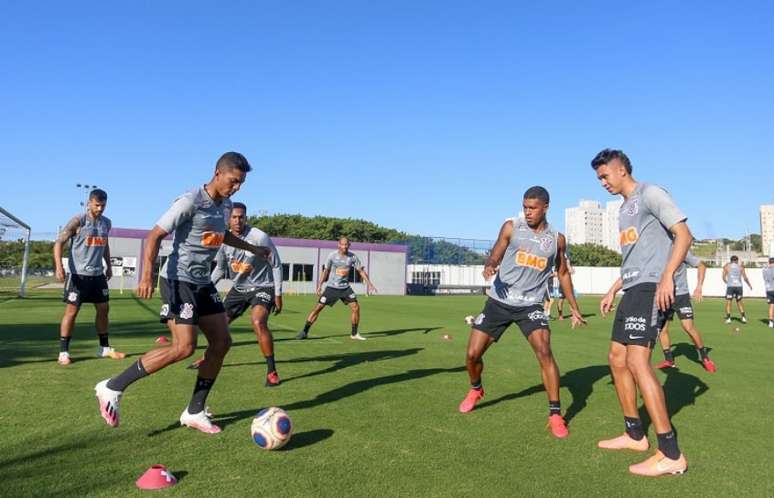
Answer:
[{"left": 251, "top": 407, "right": 292, "bottom": 450}]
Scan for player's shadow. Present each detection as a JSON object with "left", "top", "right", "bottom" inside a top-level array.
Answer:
[
  {"left": 195, "top": 366, "right": 467, "bottom": 433},
  {"left": 358, "top": 327, "right": 442, "bottom": 338},
  {"left": 671, "top": 343, "right": 713, "bottom": 368},
  {"left": 638, "top": 368, "right": 709, "bottom": 435},
  {"left": 223, "top": 348, "right": 424, "bottom": 385},
  {"left": 474, "top": 365, "right": 611, "bottom": 423},
  {"left": 759, "top": 319, "right": 770, "bottom": 326},
  {"left": 281, "top": 429, "right": 334, "bottom": 450}
]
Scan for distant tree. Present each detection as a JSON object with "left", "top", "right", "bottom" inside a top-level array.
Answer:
[
  {"left": 568, "top": 243, "right": 622, "bottom": 267},
  {"left": 246, "top": 214, "right": 405, "bottom": 242}
]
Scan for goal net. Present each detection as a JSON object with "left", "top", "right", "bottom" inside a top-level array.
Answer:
[{"left": 0, "top": 207, "right": 32, "bottom": 298}]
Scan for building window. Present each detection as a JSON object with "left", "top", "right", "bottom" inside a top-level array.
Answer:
[
  {"left": 411, "top": 271, "right": 440, "bottom": 286},
  {"left": 292, "top": 264, "right": 313, "bottom": 282},
  {"left": 282, "top": 263, "right": 290, "bottom": 282}
]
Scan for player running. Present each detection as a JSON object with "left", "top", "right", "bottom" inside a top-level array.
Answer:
[
  {"left": 595, "top": 148, "right": 690, "bottom": 477},
  {"left": 655, "top": 251, "right": 716, "bottom": 372},
  {"left": 54, "top": 188, "right": 124, "bottom": 365},
  {"left": 296, "top": 237, "right": 377, "bottom": 341},
  {"left": 95, "top": 152, "right": 268, "bottom": 433},
  {"left": 458, "top": 186, "right": 586, "bottom": 439},
  {"left": 764, "top": 257, "right": 774, "bottom": 328},
  {"left": 722, "top": 255, "right": 752, "bottom": 323},
  {"left": 199, "top": 202, "right": 284, "bottom": 387}
]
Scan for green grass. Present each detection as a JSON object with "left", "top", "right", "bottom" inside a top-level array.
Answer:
[{"left": 1, "top": 292, "right": 772, "bottom": 497}]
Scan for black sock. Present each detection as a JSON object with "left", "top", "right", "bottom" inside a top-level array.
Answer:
[
  {"left": 59, "top": 336, "right": 71, "bottom": 353},
  {"left": 471, "top": 380, "right": 482, "bottom": 390},
  {"left": 351, "top": 324, "right": 359, "bottom": 336},
  {"left": 698, "top": 347, "right": 709, "bottom": 360},
  {"left": 725, "top": 313, "right": 730, "bottom": 319},
  {"left": 107, "top": 360, "right": 148, "bottom": 391},
  {"left": 624, "top": 416, "right": 645, "bottom": 441},
  {"left": 741, "top": 312, "right": 746, "bottom": 317},
  {"left": 188, "top": 377, "right": 215, "bottom": 414},
  {"left": 98, "top": 334, "right": 110, "bottom": 348},
  {"left": 663, "top": 348, "right": 674, "bottom": 361},
  {"left": 549, "top": 400, "right": 561, "bottom": 416},
  {"left": 303, "top": 321, "right": 312, "bottom": 333},
  {"left": 657, "top": 430, "right": 681, "bottom": 460},
  {"left": 265, "top": 355, "right": 276, "bottom": 374}
]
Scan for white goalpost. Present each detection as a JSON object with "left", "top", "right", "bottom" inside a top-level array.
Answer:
[{"left": 0, "top": 207, "right": 32, "bottom": 298}]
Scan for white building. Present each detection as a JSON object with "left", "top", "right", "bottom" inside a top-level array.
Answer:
[
  {"left": 565, "top": 200, "right": 605, "bottom": 245},
  {"left": 603, "top": 199, "right": 623, "bottom": 253},
  {"left": 761, "top": 205, "right": 774, "bottom": 256}
]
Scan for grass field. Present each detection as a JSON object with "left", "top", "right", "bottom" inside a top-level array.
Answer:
[{"left": 1, "top": 291, "right": 772, "bottom": 497}]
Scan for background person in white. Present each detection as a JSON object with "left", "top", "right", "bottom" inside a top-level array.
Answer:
[{"left": 297, "top": 237, "right": 377, "bottom": 340}]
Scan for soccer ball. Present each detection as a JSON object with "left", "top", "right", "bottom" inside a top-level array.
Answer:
[
  {"left": 464, "top": 315, "right": 475, "bottom": 326},
  {"left": 251, "top": 407, "right": 292, "bottom": 450}
]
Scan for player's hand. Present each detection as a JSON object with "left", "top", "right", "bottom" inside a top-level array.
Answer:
[
  {"left": 600, "top": 292, "right": 615, "bottom": 318},
  {"left": 368, "top": 284, "right": 378, "bottom": 295},
  {"left": 55, "top": 267, "right": 65, "bottom": 282},
  {"left": 316, "top": 286, "right": 323, "bottom": 296},
  {"left": 482, "top": 265, "right": 498, "bottom": 279},
  {"left": 656, "top": 276, "right": 675, "bottom": 312},
  {"left": 136, "top": 277, "right": 154, "bottom": 300},
  {"left": 569, "top": 308, "right": 587, "bottom": 329},
  {"left": 105, "top": 266, "right": 113, "bottom": 280},
  {"left": 273, "top": 296, "right": 283, "bottom": 315},
  {"left": 692, "top": 288, "right": 703, "bottom": 303}
]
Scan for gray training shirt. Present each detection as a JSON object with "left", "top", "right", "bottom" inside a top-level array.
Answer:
[
  {"left": 673, "top": 251, "right": 702, "bottom": 296},
  {"left": 157, "top": 187, "right": 232, "bottom": 285},
  {"left": 726, "top": 262, "right": 743, "bottom": 287},
  {"left": 65, "top": 213, "right": 112, "bottom": 276},
  {"left": 618, "top": 183, "right": 687, "bottom": 290},
  {"left": 211, "top": 226, "right": 282, "bottom": 295},
  {"left": 763, "top": 266, "right": 774, "bottom": 292},
  {"left": 488, "top": 217, "right": 558, "bottom": 308},
  {"left": 324, "top": 251, "right": 363, "bottom": 289}
]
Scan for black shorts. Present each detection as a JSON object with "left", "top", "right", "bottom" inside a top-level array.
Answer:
[
  {"left": 472, "top": 298, "right": 549, "bottom": 341},
  {"left": 725, "top": 287, "right": 743, "bottom": 301},
  {"left": 767, "top": 291, "right": 774, "bottom": 305},
  {"left": 223, "top": 287, "right": 275, "bottom": 320},
  {"left": 611, "top": 283, "right": 668, "bottom": 348},
  {"left": 63, "top": 273, "right": 109, "bottom": 306},
  {"left": 319, "top": 286, "right": 357, "bottom": 307},
  {"left": 665, "top": 293, "right": 694, "bottom": 321},
  {"left": 159, "top": 278, "right": 225, "bottom": 325}
]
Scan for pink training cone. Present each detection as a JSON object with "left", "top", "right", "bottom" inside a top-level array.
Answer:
[
  {"left": 155, "top": 336, "right": 170, "bottom": 345},
  {"left": 136, "top": 464, "right": 177, "bottom": 490}
]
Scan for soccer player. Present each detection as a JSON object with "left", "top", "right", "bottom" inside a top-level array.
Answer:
[
  {"left": 595, "top": 149, "right": 689, "bottom": 476},
  {"left": 296, "top": 237, "right": 377, "bottom": 341},
  {"left": 764, "top": 257, "right": 774, "bottom": 328},
  {"left": 458, "top": 186, "right": 586, "bottom": 439},
  {"left": 655, "top": 251, "right": 716, "bottom": 372},
  {"left": 54, "top": 188, "right": 124, "bottom": 365},
  {"left": 205, "top": 202, "right": 284, "bottom": 387},
  {"left": 722, "top": 255, "right": 752, "bottom": 323},
  {"left": 95, "top": 152, "right": 268, "bottom": 433}
]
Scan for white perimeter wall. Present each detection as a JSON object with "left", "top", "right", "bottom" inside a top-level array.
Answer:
[{"left": 408, "top": 264, "right": 770, "bottom": 297}]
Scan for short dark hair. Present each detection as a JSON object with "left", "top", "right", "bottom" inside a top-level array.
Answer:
[
  {"left": 216, "top": 152, "right": 252, "bottom": 173},
  {"left": 769, "top": 257, "right": 774, "bottom": 264},
  {"left": 730, "top": 255, "right": 739, "bottom": 262},
  {"left": 232, "top": 202, "right": 247, "bottom": 212},
  {"left": 89, "top": 189, "right": 107, "bottom": 202},
  {"left": 591, "top": 149, "right": 632, "bottom": 174},
  {"left": 523, "top": 186, "right": 549, "bottom": 204}
]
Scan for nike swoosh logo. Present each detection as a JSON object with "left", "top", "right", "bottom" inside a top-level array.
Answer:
[{"left": 629, "top": 335, "right": 645, "bottom": 339}]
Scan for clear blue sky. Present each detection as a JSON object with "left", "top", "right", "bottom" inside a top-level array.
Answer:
[{"left": 2, "top": 1, "right": 772, "bottom": 241}]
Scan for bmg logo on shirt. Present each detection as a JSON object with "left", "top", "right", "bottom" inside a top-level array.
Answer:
[
  {"left": 230, "top": 259, "right": 254, "bottom": 273},
  {"left": 619, "top": 227, "right": 639, "bottom": 246},
  {"left": 201, "top": 231, "right": 225, "bottom": 248},
  {"left": 85, "top": 236, "right": 107, "bottom": 247},
  {"left": 515, "top": 250, "right": 547, "bottom": 271}
]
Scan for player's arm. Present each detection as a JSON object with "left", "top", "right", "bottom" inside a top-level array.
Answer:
[
  {"left": 54, "top": 216, "right": 80, "bottom": 282},
  {"left": 316, "top": 267, "right": 330, "bottom": 295},
  {"left": 210, "top": 247, "right": 227, "bottom": 285},
  {"left": 483, "top": 220, "right": 513, "bottom": 279},
  {"left": 224, "top": 230, "right": 269, "bottom": 258},
  {"left": 555, "top": 234, "right": 585, "bottom": 328},
  {"left": 722, "top": 264, "right": 728, "bottom": 284},
  {"left": 693, "top": 261, "right": 706, "bottom": 302},
  {"left": 358, "top": 267, "right": 377, "bottom": 294},
  {"left": 601, "top": 277, "right": 623, "bottom": 318},
  {"left": 741, "top": 265, "right": 753, "bottom": 289},
  {"left": 103, "top": 238, "right": 113, "bottom": 280},
  {"left": 137, "top": 226, "right": 168, "bottom": 299}
]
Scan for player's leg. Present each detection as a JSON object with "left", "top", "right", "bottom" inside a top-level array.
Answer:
[
  {"left": 769, "top": 301, "right": 774, "bottom": 328},
  {"left": 680, "top": 318, "right": 715, "bottom": 372},
  {"left": 655, "top": 321, "right": 675, "bottom": 369},
  {"left": 736, "top": 295, "right": 747, "bottom": 323},
  {"left": 58, "top": 303, "right": 80, "bottom": 365},
  {"left": 626, "top": 343, "right": 687, "bottom": 475},
  {"left": 459, "top": 328, "right": 495, "bottom": 413},
  {"left": 251, "top": 304, "right": 280, "bottom": 386},
  {"left": 724, "top": 293, "right": 732, "bottom": 322},
  {"left": 348, "top": 300, "right": 365, "bottom": 340},
  {"left": 297, "top": 302, "right": 327, "bottom": 339},
  {"left": 94, "top": 302, "right": 125, "bottom": 359},
  {"left": 526, "top": 328, "right": 568, "bottom": 438},
  {"left": 598, "top": 341, "right": 649, "bottom": 451},
  {"left": 557, "top": 297, "right": 565, "bottom": 320}
]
